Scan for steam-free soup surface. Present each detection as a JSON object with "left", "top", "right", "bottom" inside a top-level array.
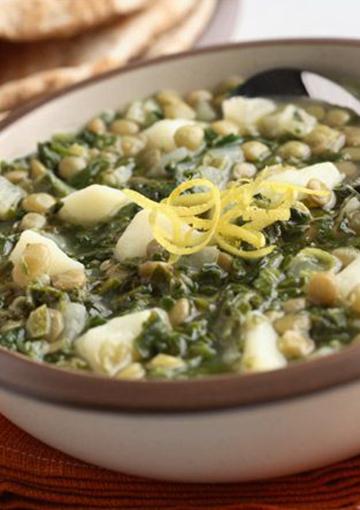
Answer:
[{"left": 1, "top": 76, "right": 360, "bottom": 379}]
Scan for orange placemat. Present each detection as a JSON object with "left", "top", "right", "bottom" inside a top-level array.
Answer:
[{"left": 0, "top": 413, "right": 359, "bottom": 510}]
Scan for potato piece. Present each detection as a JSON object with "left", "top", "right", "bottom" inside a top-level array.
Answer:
[
  {"left": 223, "top": 97, "right": 275, "bottom": 135},
  {"left": 75, "top": 308, "right": 170, "bottom": 376},
  {"left": 260, "top": 105, "right": 317, "bottom": 138},
  {"left": 144, "top": 119, "right": 195, "bottom": 152},
  {"left": 335, "top": 255, "right": 360, "bottom": 298},
  {"left": 0, "top": 175, "right": 25, "bottom": 220},
  {"left": 241, "top": 313, "right": 287, "bottom": 373},
  {"left": 265, "top": 162, "right": 343, "bottom": 191},
  {"left": 10, "top": 230, "right": 83, "bottom": 276},
  {"left": 58, "top": 184, "right": 129, "bottom": 226},
  {"left": 115, "top": 209, "right": 154, "bottom": 261}
]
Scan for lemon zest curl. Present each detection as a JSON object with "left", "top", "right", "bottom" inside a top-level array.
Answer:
[{"left": 122, "top": 176, "right": 328, "bottom": 260}]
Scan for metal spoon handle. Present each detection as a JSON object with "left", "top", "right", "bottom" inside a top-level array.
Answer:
[{"left": 233, "top": 67, "right": 360, "bottom": 115}]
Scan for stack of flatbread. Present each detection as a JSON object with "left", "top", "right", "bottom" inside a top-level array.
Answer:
[{"left": 0, "top": 0, "right": 217, "bottom": 113}]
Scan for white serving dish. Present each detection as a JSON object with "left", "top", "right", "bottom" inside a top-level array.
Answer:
[{"left": 1, "top": 39, "right": 360, "bottom": 482}]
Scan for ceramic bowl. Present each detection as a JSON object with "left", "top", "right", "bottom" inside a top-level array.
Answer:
[{"left": 1, "top": 39, "right": 360, "bottom": 483}]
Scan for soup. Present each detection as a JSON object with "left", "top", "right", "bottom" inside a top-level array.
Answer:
[{"left": 1, "top": 76, "right": 360, "bottom": 379}]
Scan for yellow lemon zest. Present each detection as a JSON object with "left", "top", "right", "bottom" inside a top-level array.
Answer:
[
  {"left": 124, "top": 179, "right": 221, "bottom": 256},
  {"left": 122, "top": 175, "right": 329, "bottom": 260}
]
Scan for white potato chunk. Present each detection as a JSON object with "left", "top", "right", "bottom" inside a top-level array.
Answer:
[
  {"left": 115, "top": 209, "right": 154, "bottom": 261},
  {"left": 265, "top": 162, "right": 343, "bottom": 191},
  {"left": 0, "top": 176, "right": 25, "bottom": 220},
  {"left": 260, "top": 105, "right": 317, "bottom": 138},
  {"left": 75, "top": 308, "right": 170, "bottom": 376},
  {"left": 10, "top": 230, "right": 83, "bottom": 275},
  {"left": 144, "top": 119, "right": 195, "bottom": 152},
  {"left": 241, "top": 313, "right": 287, "bottom": 373},
  {"left": 335, "top": 256, "right": 360, "bottom": 297},
  {"left": 223, "top": 97, "right": 276, "bottom": 135},
  {"left": 115, "top": 208, "right": 198, "bottom": 262},
  {"left": 58, "top": 184, "right": 129, "bottom": 226}
]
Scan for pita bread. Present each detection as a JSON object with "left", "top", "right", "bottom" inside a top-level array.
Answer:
[
  {"left": 0, "top": 111, "right": 9, "bottom": 123},
  {"left": 0, "top": 0, "right": 151, "bottom": 41},
  {"left": 0, "top": 0, "right": 196, "bottom": 111},
  {"left": 145, "top": 0, "right": 217, "bottom": 59}
]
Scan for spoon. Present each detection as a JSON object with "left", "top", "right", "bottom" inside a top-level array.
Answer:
[{"left": 232, "top": 68, "right": 360, "bottom": 115}]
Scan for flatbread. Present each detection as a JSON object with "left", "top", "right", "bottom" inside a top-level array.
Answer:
[
  {"left": 0, "top": 0, "right": 196, "bottom": 111},
  {"left": 0, "top": 0, "right": 151, "bottom": 41},
  {"left": 145, "top": 0, "right": 217, "bottom": 59}
]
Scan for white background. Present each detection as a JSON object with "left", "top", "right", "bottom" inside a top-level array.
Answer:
[
  {"left": 235, "top": 0, "right": 360, "bottom": 41},
  {"left": 201, "top": 0, "right": 360, "bottom": 46}
]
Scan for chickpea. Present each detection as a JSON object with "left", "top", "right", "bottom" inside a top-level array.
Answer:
[
  {"left": 186, "top": 89, "right": 213, "bottom": 106},
  {"left": 277, "top": 141, "right": 311, "bottom": 161},
  {"left": 69, "top": 143, "right": 87, "bottom": 158},
  {"left": 212, "top": 93, "right": 227, "bottom": 109},
  {"left": 169, "top": 298, "right": 190, "bottom": 327},
  {"left": 58, "top": 156, "right": 87, "bottom": 180},
  {"left": 121, "top": 136, "right": 145, "bottom": 157},
  {"left": 5, "top": 170, "right": 28, "bottom": 184},
  {"left": 148, "top": 354, "right": 185, "bottom": 369},
  {"left": 217, "top": 252, "right": 233, "bottom": 272},
  {"left": 332, "top": 247, "right": 360, "bottom": 267},
  {"left": 211, "top": 120, "right": 238, "bottom": 136},
  {"left": 89, "top": 148, "right": 100, "bottom": 158},
  {"left": 48, "top": 309, "right": 64, "bottom": 342},
  {"left": 156, "top": 89, "right": 182, "bottom": 106},
  {"left": 304, "top": 124, "right": 345, "bottom": 154},
  {"left": 215, "top": 75, "right": 243, "bottom": 94},
  {"left": 99, "top": 259, "right": 112, "bottom": 272},
  {"left": 51, "top": 268, "right": 86, "bottom": 290},
  {"left": 231, "top": 162, "right": 256, "bottom": 180},
  {"left": 265, "top": 310, "right": 284, "bottom": 322},
  {"left": 26, "top": 305, "right": 50, "bottom": 338},
  {"left": 23, "top": 243, "right": 51, "bottom": 275},
  {"left": 273, "top": 313, "right": 310, "bottom": 335},
  {"left": 12, "top": 243, "right": 51, "bottom": 287},
  {"left": 343, "top": 126, "right": 360, "bottom": 147},
  {"left": 26, "top": 305, "right": 63, "bottom": 342},
  {"left": 306, "top": 179, "right": 331, "bottom": 207},
  {"left": 174, "top": 125, "right": 204, "bottom": 151},
  {"left": 116, "top": 362, "right": 145, "bottom": 380},
  {"left": 20, "top": 212, "right": 46, "bottom": 230},
  {"left": 341, "top": 147, "right": 360, "bottom": 161},
  {"left": 12, "top": 265, "right": 29, "bottom": 288},
  {"left": 283, "top": 297, "right": 306, "bottom": 313},
  {"left": 307, "top": 272, "right": 339, "bottom": 306},
  {"left": 138, "top": 148, "right": 162, "bottom": 174},
  {"left": 242, "top": 141, "right": 270, "bottom": 162},
  {"left": 305, "top": 104, "right": 325, "bottom": 121},
  {"left": 278, "top": 330, "right": 315, "bottom": 359},
  {"left": 110, "top": 119, "right": 139, "bottom": 136},
  {"left": 163, "top": 102, "right": 196, "bottom": 120},
  {"left": 336, "top": 161, "right": 358, "bottom": 178},
  {"left": 138, "top": 261, "right": 172, "bottom": 280},
  {"left": 324, "top": 108, "right": 351, "bottom": 127},
  {"left": 195, "top": 100, "right": 217, "bottom": 122},
  {"left": 146, "top": 240, "right": 162, "bottom": 259},
  {"left": 86, "top": 117, "right": 106, "bottom": 134},
  {"left": 30, "top": 159, "right": 47, "bottom": 179},
  {"left": 22, "top": 193, "right": 56, "bottom": 214}
]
